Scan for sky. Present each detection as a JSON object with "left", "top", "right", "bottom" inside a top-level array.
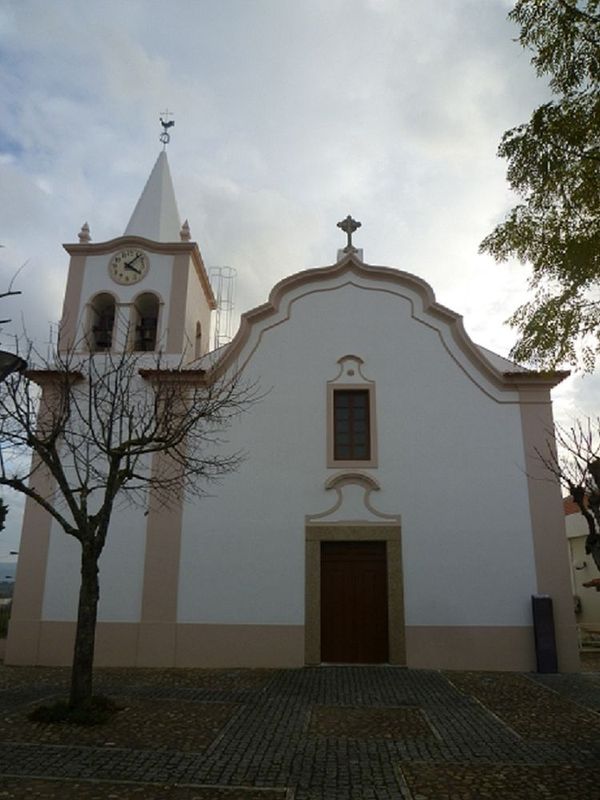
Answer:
[{"left": 0, "top": 0, "right": 598, "bottom": 559}]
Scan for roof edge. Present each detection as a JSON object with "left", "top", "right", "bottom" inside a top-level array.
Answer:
[
  {"left": 209, "top": 254, "right": 567, "bottom": 394},
  {"left": 64, "top": 236, "right": 216, "bottom": 310}
]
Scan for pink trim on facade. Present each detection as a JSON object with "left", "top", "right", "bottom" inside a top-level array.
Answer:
[
  {"left": 4, "top": 457, "right": 55, "bottom": 665},
  {"left": 165, "top": 252, "right": 191, "bottom": 352},
  {"left": 518, "top": 389, "right": 580, "bottom": 671},
  {"left": 210, "top": 255, "right": 568, "bottom": 397},
  {"left": 58, "top": 254, "right": 87, "bottom": 351},
  {"left": 7, "top": 620, "right": 558, "bottom": 671},
  {"left": 64, "top": 236, "right": 216, "bottom": 310}
]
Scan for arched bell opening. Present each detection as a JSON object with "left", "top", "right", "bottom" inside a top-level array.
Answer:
[
  {"left": 88, "top": 292, "right": 116, "bottom": 352},
  {"left": 131, "top": 292, "right": 159, "bottom": 352}
]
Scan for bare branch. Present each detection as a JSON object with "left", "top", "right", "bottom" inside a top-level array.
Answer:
[
  {"left": 0, "top": 338, "right": 258, "bottom": 537},
  {"left": 0, "top": 334, "right": 259, "bottom": 709},
  {"left": 537, "top": 416, "right": 600, "bottom": 573}
]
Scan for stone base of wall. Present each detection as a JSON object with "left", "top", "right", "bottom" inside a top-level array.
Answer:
[
  {"left": 4, "top": 621, "right": 305, "bottom": 668},
  {"left": 4, "top": 620, "right": 580, "bottom": 672},
  {"left": 406, "top": 626, "right": 536, "bottom": 671}
]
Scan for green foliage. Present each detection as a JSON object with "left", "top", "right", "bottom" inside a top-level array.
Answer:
[
  {"left": 513, "top": 0, "right": 600, "bottom": 93},
  {"left": 28, "top": 695, "right": 121, "bottom": 726},
  {"left": 480, "top": 0, "right": 600, "bottom": 370}
]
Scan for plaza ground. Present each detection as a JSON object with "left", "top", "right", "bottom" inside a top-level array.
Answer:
[{"left": 0, "top": 657, "right": 599, "bottom": 799}]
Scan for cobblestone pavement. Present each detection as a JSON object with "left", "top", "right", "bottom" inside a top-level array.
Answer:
[{"left": 0, "top": 663, "right": 600, "bottom": 799}]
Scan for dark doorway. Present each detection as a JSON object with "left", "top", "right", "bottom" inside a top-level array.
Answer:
[{"left": 320, "top": 540, "right": 389, "bottom": 663}]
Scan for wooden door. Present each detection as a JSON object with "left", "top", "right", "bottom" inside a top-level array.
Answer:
[{"left": 320, "top": 541, "right": 389, "bottom": 663}]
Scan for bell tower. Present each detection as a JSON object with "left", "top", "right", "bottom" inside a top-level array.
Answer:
[{"left": 58, "top": 142, "right": 216, "bottom": 361}]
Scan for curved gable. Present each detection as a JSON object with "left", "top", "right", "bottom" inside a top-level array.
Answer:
[{"left": 212, "top": 254, "right": 567, "bottom": 402}]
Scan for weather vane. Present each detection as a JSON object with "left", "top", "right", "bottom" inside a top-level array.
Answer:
[
  {"left": 159, "top": 109, "right": 175, "bottom": 149},
  {"left": 337, "top": 215, "right": 361, "bottom": 253}
]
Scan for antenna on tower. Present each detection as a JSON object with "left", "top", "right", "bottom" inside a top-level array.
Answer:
[
  {"left": 46, "top": 322, "right": 57, "bottom": 362},
  {"left": 209, "top": 267, "right": 236, "bottom": 350}
]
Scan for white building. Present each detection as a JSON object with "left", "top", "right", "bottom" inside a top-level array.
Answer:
[
  {"left": 6, "top": 151, "right": 579, "bottom": 671},
  {"left": 565, "top": 498, "right": 600, "bottom": 647}
]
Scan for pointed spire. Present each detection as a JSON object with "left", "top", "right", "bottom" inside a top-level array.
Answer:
[{"left": 124, "top": 151, "right": 181, "bottom": 242}]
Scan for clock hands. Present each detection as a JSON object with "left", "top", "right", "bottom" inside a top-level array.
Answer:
[
  {"left": 110, "top": 250, "right": 149, "bottom": 283},
  {"left": 124, "top": 253, "right": 143, "bottom": 274}
]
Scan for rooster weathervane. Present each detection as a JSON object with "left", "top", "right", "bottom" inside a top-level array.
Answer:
[{"left": 159, "top": 110, "right": 175, "bottom": 149}]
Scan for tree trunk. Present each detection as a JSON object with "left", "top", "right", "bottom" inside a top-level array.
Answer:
[{"left": 69, "top": 540, "right": 100, "bottom": 709}]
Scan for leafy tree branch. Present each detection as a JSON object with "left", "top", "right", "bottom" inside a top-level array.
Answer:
[{"left": 481, "top": 0, "right": 600, "bottom": 370}]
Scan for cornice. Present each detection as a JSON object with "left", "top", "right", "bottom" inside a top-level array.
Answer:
[
  {"left": 502, "top": 370, "right": 570, "bottom": 389},
  {"left": 27, "top": 366, "right": 208, "bottom": 386},
  {"left": 210, "top": 254, "right": 568, "bottom": 397},
  {"left": 26, "top": 369, "right": 84, "bottom": 384},
  {"left": 63, "top": 236, "right": 217, "bottom": 309},
  {"left": 138, "top": 368, "right": 206, "bottom": 384}
]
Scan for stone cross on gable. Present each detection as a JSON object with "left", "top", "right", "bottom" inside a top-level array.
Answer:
[
  {"left": 337, "top": 214, "right": 362, "bottom": 253},
  {"left": 337, "top": 215, "right": 361, "bottom": 252}
]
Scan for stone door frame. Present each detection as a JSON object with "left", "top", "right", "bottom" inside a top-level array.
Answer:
[{"left": 305, "top": 523, "right": 405, "bottom": 665}]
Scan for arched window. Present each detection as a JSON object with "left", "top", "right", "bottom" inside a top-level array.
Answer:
[
  {"left": 132, "top": 293, "right": 159, "bottom": 351},
  {"left": 89, "top": 293, "right": 116, "bottom": 352},
  {"left": 327, "top": 355, "right": 377, "bottom": 468},
  {"left": 194, "top": 321, "right": 202, "bottom": 359}
]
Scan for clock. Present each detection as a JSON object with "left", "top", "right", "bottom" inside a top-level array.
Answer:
[{"left": 109, "top": 249, "right": 149, "bottom": 285}]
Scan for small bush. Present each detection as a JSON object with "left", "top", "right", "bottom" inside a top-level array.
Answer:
[{"left": 28, "top": 695, "right": 121, "bottom": 726}]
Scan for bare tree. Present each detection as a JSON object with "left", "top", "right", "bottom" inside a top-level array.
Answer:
[
  {"left": 0, "top": 343, "right": 255, "bottom": 711},
  {"left": 540, "top": 419, "right": 600, "bottom": 574},
  {"left": 0, "top": 258, "right": 26, "bottom": 324},
  {"left": 0, "top": 266, "right": 26, "bottom": 528}
]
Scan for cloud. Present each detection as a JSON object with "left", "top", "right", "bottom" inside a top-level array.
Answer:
[{"left": 0, "top": 1, "right": 556, "bottom": 346}]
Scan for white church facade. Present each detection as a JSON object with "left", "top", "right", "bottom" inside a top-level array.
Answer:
[{"left": 5, "top": 151, "right": 579, "bottom": 671}]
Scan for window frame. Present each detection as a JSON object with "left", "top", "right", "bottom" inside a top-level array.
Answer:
[{"left": 327, "top": 383, "right": 377, "bottom": 469}]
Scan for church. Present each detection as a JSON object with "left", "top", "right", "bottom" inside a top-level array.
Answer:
[{"left": 5, "top": 147, "right": 579, "bottom": 672}]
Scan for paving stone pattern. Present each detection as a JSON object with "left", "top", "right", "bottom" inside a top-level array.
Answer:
[
  {"left": 0, "top": 698, "right": 239, "bottom": 751},
  {"left": 399, "top": 762, "right": 600, "bottom": 800},
  {"left": 309, "top": 705, "right": 436, "bottom": 741},
  {"left": 445, "top": 670, "right": 600, "bottom": 746},
  {"left": 0, "top": 664, "right": 599, "bottom": 799},
  {"left": 531, "top": 669, "right": 600, "bottom": 711},
  {"left": 0, "top": 778, "right": 288, "bottom": 799}
]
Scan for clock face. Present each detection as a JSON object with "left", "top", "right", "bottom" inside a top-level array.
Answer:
[{"left": 109, "top": 249, "right": 149, "bottom": 285}]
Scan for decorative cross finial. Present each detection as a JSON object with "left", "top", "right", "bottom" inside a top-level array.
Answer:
[
  {"left": 159, "top": 109, "right": 175, "bottom": 149},
  {"left": 337, "top": 215, "right": 361, "bottom": 252}
]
